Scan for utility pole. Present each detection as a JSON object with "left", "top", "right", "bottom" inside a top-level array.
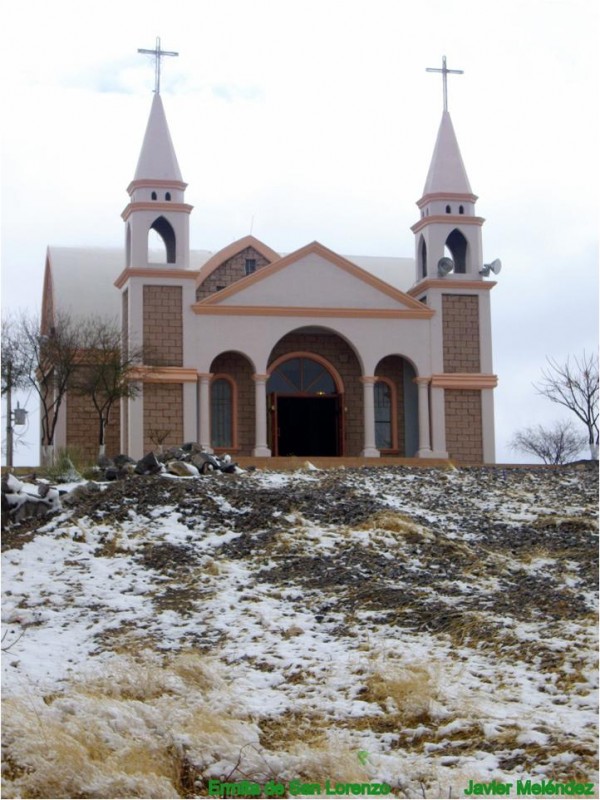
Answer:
[{"left": 5, "top": 362, "right": 13, "bottom": 468}]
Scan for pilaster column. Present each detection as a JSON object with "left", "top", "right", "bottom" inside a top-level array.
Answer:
[
  {"left": 360, "top": 376, "right": 380, "bottom": 457},
  {"left": 252, "top": 374, "right": 271, "bottom": 457},
  {"left": 198, "top": 373, "right": 214, "bottom": 453},
  {"left": 414, "top": 377, "right": 432, "bottom": 457}
]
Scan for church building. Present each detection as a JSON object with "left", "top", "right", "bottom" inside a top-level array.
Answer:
[{"left": 41, "top": 58, "right": 498, "bottom": 464}]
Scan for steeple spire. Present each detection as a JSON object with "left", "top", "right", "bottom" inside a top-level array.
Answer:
[
  {"left": 133, "top": 93, "right": 183, "bottom": 182},
  {"left": 422, "top": 110, "right": 472, "bottom": 196},
  {"left": 123, "top": 92, "right": 192, "bottom": 270}
]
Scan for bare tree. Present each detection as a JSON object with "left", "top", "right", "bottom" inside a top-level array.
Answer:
[
  {"left": 1, "top": 317, "right": 30, "bottom": 397},
  {"left": 511, "top": 420, "right": 587, "bottom": 465},
  {"left": 2, "top": 316, "right": 32, "bottom": 466},
  {"left": 10, "top": 312, "right": 84, "bottom": 466},
  {"left": 70, "top": 318, "right": 143, "bottom": 459},
  {"left": 534, "top": 352, "right": 599, "bottom": 460}
]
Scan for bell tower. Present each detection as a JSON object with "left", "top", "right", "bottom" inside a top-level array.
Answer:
[
  {"left": 411, "top": 109, "right": 485, "bottom": 281},
  {"left": 408, "top": 57, "right": 498, "bottom": 464},
  {"left": 117, "top": 40, "right": 199, "bottom": 459},
  {"left": 122, "top": 92, "right": 192, "bottom": 268},
  {"left": 412, "top": 56, "right": 485, "bottom": 281}
]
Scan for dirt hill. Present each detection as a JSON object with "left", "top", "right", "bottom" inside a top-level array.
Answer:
[{"left": 2, "top": 464, "right": 598, "bottom": 798}]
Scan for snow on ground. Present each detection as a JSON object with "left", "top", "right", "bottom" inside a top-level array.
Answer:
[{"left": 1, "top": 464, "right": 598, "bottom": 799}]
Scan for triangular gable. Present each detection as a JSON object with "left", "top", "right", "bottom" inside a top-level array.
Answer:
[
  {"left": 196, "top": 235, "right": 280, "bottom": 286},
  {"left": 193, "top": 241, "right": 432, "bottom": 317}
]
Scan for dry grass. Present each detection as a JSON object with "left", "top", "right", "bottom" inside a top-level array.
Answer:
[
  {"left": 532, "top": 514, "right": 598, "bottom": 533},
  {"left": 1, "top": 653, "right": 257, "bottom": 799},
  {"left": 360, "top": 661, "right": 441, "bottom": 726},
  {"left": 357, "top": 511, "right": 434, "bottom": 542}
]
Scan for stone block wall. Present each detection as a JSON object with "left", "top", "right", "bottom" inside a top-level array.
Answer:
[
  {"left": 196, "top": 247, "right": 273, "bottom": 300},
  {"left": 442, "top": 295, "right": 480, "bottom": 372},
  {"left": 66, "top": 390, "right": 121, "bottom": 463},
  {"left": 268, "top": 332, "right": 364, "bottom": 456},
  {"left": 210, "top": 352, "right": 256, "bottom": 453},
  {"left": 444, "top": 389, "right": 483, "bottom": 462},
  {"left": 143, "top": 383, "right": 183, "bottom": 453},
  {"left": 143, "top": 286, "right": 182, "bottom": 366}
]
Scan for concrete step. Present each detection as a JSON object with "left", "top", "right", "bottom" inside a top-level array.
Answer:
[{"left": 234, "top": 456, "right": 452, "bottom": 471}]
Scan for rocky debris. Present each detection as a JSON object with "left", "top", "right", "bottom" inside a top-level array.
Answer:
[
  {"left": 190, "top": 451, "right": 238, "bottom": 474},
  {"left": 166, "top": 460, "right": 200, "bottom": 477},
  {"left": 61, "top": 481, "right": 103, "bottom": 507},
  {"left": 134, "top": 451, "right": 164, "bottom": 476},
  {"left": 93, "top": 444, "right": 240, "bottom": 481},
  {"left": 1, "top": 474, "right": 61, "bottom": 526}
]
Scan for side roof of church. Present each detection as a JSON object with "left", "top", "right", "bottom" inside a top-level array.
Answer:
[{"left": 42, "top": 242, "right": 416, "bottom": 327}]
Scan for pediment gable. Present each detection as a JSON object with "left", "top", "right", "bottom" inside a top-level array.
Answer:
[
  {"left": 193, "top": 242, "right": 431, "bottom": 318},
  {"left": 196, "top": 235, "right": 280, "bottom": 285}
]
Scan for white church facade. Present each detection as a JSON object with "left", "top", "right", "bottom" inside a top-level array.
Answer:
[{"left": 41, "top": 68, "right": 498, "bottom": 464}]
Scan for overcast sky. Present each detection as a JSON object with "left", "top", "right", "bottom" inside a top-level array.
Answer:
[{"left": 1, "top": 0, "right": 598, "bottom": 465}]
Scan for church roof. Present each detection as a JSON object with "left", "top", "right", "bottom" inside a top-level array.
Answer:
[
  {"left": 43, "top": 245, "right": 416, "bottom": 324},
  {"left": 422, "top": 111, "right": 472, "bottom": 196},
  {"left": 133, "top": 94, "right": 183, "bottom": 183}
]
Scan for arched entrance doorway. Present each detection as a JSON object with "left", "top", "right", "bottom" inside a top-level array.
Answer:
[{"left": 267, "top": 354, "right": 343, "bottom": 456}]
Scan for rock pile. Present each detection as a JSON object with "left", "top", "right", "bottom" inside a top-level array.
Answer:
[
  {"left": 1, "top": 474, "right": 61, "bottom": 525},
  {"left": 99, "top": 443, "right": 239, "bottom": 480},
  {"left": 1, "top": 444, "right": 239, "bottom": 529}
]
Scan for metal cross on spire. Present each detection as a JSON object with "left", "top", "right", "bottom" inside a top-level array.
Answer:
[
  {"left": 426, "top": 55, "right": 463, "bottom": 112},
  {"left": 138, "top": 37, "right": 178, "bottom": 94}
]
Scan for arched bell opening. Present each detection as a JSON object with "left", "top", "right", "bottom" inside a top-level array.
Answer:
[
  {"left": 418, "top": 236, "right": 427, "bottom": 279},
  {"left": 445, "top": 229, "right": 468, "bottom": 274},
  {"left": 148, "top": 216, "right": 176, "bottom": 264}
]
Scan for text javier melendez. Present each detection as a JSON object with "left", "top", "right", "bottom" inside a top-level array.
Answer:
[{"left": 464, "top": 779, "right": 595, "bottom": 796}]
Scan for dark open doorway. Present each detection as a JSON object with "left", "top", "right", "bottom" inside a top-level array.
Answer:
[{"left": 276, "top": 396, "right": 339, "bottom": 456}]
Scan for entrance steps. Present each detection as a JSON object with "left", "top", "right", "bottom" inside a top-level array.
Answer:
[{"left": 235, "top": 456, "right": 452, "bottom": 471}]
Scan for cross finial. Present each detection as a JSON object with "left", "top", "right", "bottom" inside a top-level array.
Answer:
[
  {"left": 426, "top": 55, "right": 464, "bottom": 112},
  {"left": 138, "top": 37, "right": 178, "bottom": 94}
]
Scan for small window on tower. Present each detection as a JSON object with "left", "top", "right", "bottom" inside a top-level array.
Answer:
[
  {"left": 459, "top": 205, "right": 465, "bottom": 214},
  {"left": 245, "top": 258, "right": 256, "bottom": 275},
  {"left": 151, "top": 191, "right": 157, "bottom": 200},
  {"left": 165, "top": 192, "right": 171, "bottom": 201},
  {"left": 445, "top": 205, "right": 451, "bottom": 214}
]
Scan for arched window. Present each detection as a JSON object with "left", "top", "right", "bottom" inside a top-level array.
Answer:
[
  {"left": 211, "top": 378, "right": 233, "bottom": 448},
  {"left": 374, "top": 380, "right": 393, "bottom": 450},
  {"left": 151, "top": 191, "right": 157, "bottom": 200},
  {"left": 445, "top": 205, "right": 452, "bottom": 214},
  {"left": 165, "top": 192, "right": 171, "bottom": 201},
  {"left": 459, "top": 205, "right": 464, "bottom": 215},
  {"left": 267, "top": 357, "right": 336, "bottom": 395}
]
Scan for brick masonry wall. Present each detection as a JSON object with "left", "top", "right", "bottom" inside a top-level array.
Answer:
[
  {"left": 375, "top": 355, "right": 406, "bottom": 455},
  {"left": 442, "top": 295, "right": 480, "bottom": 372},
  {"left": 444, "top": 389, "right": 483, "bottom": 463},
  {"left": 210, "top": 352, "right": 255, "bottom": 454},
  {"left": 143, "top": 286, "right": 183, "bottom": 366},
  {"left": 66, "top": 390, "right": 121, "bottom": 463},
  {"left": 143, "top": 383, "right": 183, "bottom": 453},
  {"left": 196, "top": 247, "right": 273, "bottom": 300},
  {"left": 268, "top": 332, "right": 364, "bottom": 456}
]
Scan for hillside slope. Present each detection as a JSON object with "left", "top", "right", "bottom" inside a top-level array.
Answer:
[{"left": 2, "top": 465, "right": 598, "bottom": 799}]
